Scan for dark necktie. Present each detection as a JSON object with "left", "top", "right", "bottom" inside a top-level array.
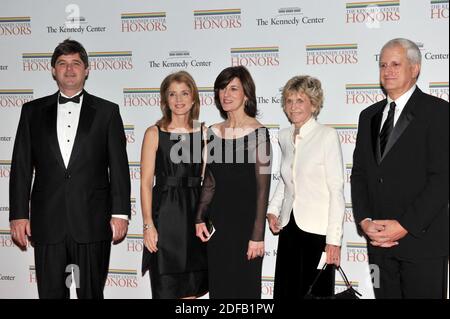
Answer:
[
  {"left": 379, "top": 101, "right": 396, "bottom": 156},
  {"left": 58, "top": 91, "right": 84, "bottom": 104}
]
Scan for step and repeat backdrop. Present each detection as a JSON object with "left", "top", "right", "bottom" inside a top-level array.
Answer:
[{"left": 0, "top": 0, "right": 448, "bottom": 299}]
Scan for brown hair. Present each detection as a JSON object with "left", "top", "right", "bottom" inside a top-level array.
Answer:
[
  {"left": 214, "top": 66, "right": 258, "bottom": 119},
  {"left": 51, "top": 39, "right": 89, "bottom": 69},
  {"left": 156, "top": 71, "right": 200, "bottom": 129}
]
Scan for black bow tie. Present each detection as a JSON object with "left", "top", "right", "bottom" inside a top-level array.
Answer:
[{"left": 59, "top": 91, "right": 84, "bottom": 104}]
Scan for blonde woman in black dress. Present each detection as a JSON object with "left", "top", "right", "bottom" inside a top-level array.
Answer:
[{"left": 141, "top": 71, "right": 207, "bottom": 299}]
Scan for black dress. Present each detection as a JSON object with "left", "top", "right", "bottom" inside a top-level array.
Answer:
[
  {"left": 196, "top": 127, "right": 272, "bottom": 298},
  {"left": 142, "top": 126, "right": 208, "bottom": 299}
]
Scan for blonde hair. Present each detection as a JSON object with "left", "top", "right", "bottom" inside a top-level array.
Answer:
[{"left": 282, "top": 75, "right": 324, "bottom": 118}]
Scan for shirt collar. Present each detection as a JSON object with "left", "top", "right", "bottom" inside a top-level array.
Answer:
[
  {"left": 387, "top": 84, "right": 416, "bottom": 111},
  {"left": 58, "top": 90, "right": 84, "bottom": 107},
  {"left": 290, "top": 116, "right": 318, "bottom": 138},
  {"left": 60, "top": 90, "right": 83, "bottom": 99}
]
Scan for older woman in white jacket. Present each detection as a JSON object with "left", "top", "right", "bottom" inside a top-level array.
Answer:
[{"left": 267, "top": 75, "right": 345, "bottom": 299}]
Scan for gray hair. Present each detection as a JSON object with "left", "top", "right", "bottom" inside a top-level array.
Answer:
[{"left": 381, "top": 38, "right": 422, "bottom": 65}]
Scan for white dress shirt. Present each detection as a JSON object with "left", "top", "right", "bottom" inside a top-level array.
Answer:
[
  {"left": 267, "top": 118, "right": 345, "bottom": 246},
  {"left": 57, "top": 91, "right": 128, "bottom": 221},
  {"left": 57, "top": 91, "right": 83, "bottom": 168},
  {"left": 380, "top": 84, "right": 416, "bottom": 130}
]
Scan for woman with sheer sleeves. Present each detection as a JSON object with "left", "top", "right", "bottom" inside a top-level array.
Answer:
[
  {"left": 267, "top": 75, "right": 345, "bottom": 299},
  {"left": 141, "top": 71, "right": 208, "bottom": 299},
  {"left": 195, "top": 66, "right": 272, "bottom": 299}
]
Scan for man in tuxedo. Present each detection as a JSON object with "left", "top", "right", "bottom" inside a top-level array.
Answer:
[
  {"left": 351, "top": 38, "right": 449, "bottom": 298},
  {"left": 9, "top": 39, "right": 131, "bottom": 299}
]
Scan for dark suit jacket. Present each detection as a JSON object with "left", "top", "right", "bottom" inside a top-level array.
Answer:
[
  {"left": 351, "top": 87, "right": 449, "bottom": 259},
  {"left": 9, "top": 91, "right": 131, "bottom": 244}
]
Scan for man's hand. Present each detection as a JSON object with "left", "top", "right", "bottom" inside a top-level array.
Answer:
[
  {"left": 10, "top": 219, "right": 31, "bottom": 249},
  {"left": 360, "top": 219, "right": 398, "bottom": 248},
  {"left": 110, "top": 217, "right": 128, "bottom": 244},
  {"left": 360, "top": 219, "right": 384, "bottom": 239},
  {"left": 369, "top": 220, "right": 407, "bottom": 247}
]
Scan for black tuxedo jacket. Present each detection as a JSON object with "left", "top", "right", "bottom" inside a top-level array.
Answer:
[
  {"left": 9, "top": 91, "right": 131, "bottom": 244},
  {"left": 351, "top": 87, "right": 449, "bottom": 259}
]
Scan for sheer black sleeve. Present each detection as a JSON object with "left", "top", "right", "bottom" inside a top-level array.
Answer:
[
  {"left": 251, "top": 128, "right": 272, "bottom": 241},
  {"left": 196, "top": 165, "right": 216, "bottom": 224}
]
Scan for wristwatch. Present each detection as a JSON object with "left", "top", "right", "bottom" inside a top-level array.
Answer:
[{"left": 143, "top": 224, "right": 153, "bottom": 231}]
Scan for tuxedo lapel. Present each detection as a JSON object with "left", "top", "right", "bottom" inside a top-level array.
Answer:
[
  {"left": 67, "top": 92, "right": 96, "bottom": 170},
  {"left": 370, "top": 102, "right": 385, "bottom": 165},
  {"left": 381, "top": 89, "right": 419, "bottom": 161},
  {"left": 45, "top": 93, "right": 66, "bottom": 169}
]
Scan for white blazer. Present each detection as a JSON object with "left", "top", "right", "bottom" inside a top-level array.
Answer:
[{"left": 267, "top": 118, "right": 345, "bottom": 246}]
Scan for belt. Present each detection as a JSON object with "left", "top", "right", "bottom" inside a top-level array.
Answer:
[{"left": 155, "top": 176, "right": 202, "bottom": 188}]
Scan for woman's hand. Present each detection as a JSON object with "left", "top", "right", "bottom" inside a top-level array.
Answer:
[
  {"left": 196, "top": 223, "right": 211, "bottom": 242},
  {"left": 267, "top": 213, "right": 282, "bottom": 234},
  {"left": 247, "top": 240, "right": 265, "bottom": 260},
  {"left": 325, "top": 244, "right": 341, "bottom": 266},
  {"left": 144, "top": 226, "right": 158, "bottom": 253}
]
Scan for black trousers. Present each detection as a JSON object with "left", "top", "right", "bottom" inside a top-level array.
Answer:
[
  {"left": 34, "top": 235, "right": 111, "bottom": 299},
  {"left": 274, "top": 213, "right": 334, "bottom": 299},
  {"left": 369, "top": 254, "right": 448, "bottom": 299}
]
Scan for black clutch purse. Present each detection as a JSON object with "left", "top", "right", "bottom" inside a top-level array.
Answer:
[{"left": 304, "top": 264, "right": 362, "bottom": 299}]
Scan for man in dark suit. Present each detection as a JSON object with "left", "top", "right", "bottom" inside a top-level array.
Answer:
[
  {"left": 351, "top": 38, "right": 449, "bottom": 298},
  {"left": 9, "top": 39, "right": 131, "bottom": 299}
]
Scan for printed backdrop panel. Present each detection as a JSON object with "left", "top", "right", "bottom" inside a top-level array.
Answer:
[{"left": 0, "top": 0, "right": 448, "bottom": 299}]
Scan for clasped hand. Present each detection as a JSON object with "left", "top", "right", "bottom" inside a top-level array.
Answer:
[{"left": 361, "top": 219, "right": 407, "bottom": 248}]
